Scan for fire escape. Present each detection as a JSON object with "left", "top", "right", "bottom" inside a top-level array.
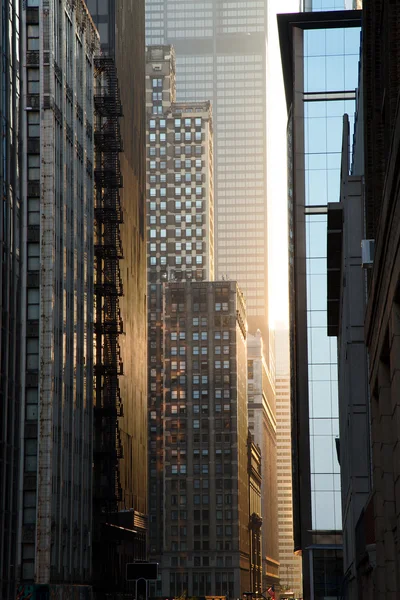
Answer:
[{"left": 93, "top": 57, "right": 124, "bottom": 516}]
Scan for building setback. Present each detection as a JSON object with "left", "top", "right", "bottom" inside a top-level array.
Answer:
[
  {"left": 145, "top": 0, "right": 270, "bottom": 355},
  {"left": 247, "top": 332, "right": 279, "bottom": 590},
  {"left": 0, "top": 1, "right": 22, "bottom": 598},
  {"left": 162, "top": 281, "right": 250, "bottom": 598},
  {"left": 17, "top": 1, "right": 99, "bottom": 594},
  {"left": 87, "top": 1, "right": 148, "bottom": 593}
]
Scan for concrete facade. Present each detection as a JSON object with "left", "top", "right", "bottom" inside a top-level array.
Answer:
[
  {"left": 18, "top": 0, "right": 99, "bottom": 591},
  {"left": 0, "top": 1, "right": 22, "bottom": 597}
]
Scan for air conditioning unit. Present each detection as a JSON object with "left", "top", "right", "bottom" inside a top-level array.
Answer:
[
  {"left": 361, "top": 239, "right": 375, "bottom": 268},
  {"left": 153, "top": 64, "right": 162, "bottom": 71}
]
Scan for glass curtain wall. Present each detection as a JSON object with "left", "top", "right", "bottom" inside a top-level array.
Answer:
[
  {"left": 305, "top": 0, "right": 352, "bottom": 10},
  {"left": 303, "top": 25, "right": 360, "bottom": 532}
]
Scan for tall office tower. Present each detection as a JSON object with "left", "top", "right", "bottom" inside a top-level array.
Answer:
[
  {"left": 146, "top": 0, "right": 270, "bottom": 356},
  {"left": 274, "top": 329, "right": 303, "bottom": 600},
  {"left": 161, "top": 280, "right": 250, "bottom": 598},
  {"left": 247, "top": 332, "right": 279, "bottom": 590},
  {"left": 16, "top": 2, "right": 99, "bottom": 595},
  {"left": 278, "top": 9, "right": 361, "bottom": 599},
  {"left": 0, "top": 2, "right": 22, "bottom": 598},
  {"left": 86, "top": 1, "right": 148, "bottom": 593},
  {"left": 146, "top": 44, "right": 214, "bottom": 584}
]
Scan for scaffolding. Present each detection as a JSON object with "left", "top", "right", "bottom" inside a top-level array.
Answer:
[{"left": 93, "top": 56, "right": 124, "bottom": 514}]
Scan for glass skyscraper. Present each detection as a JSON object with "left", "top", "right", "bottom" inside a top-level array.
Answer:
[
  {"left": 279, "top": 7, "right": 361, "bottom": 599},
  {"left": 146, "top": 0, "right": 270, "bottom": 355}
]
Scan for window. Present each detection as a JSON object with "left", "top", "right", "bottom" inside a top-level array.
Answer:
[
  {"left": 149, "top": 119, "right": 156, "bottom": 129},
  {"left": 28, "top": 198, "right": 40, "bottom": 225},
  {"left": 27, "top": 69, "right": 39, "bottom": 94},
  {"left": 27, "top": 112, "right": 40, "bottom": 137},
  {"left": 175, "top": 118, "right": 181, "bottom": 128},
  {"left": 26, "top": 338, "right": 39, "bottom": 370},
  {"left": 24, "top": 439, "right": 37, "bottom": 472},
  {"left": 28, "top": 155, "right": 40, "bottom": 180},
  {"left": 27, "top": 289, "right": 40, "bottom": 320},
  {"left": 27, "top": 243, "right": 40, "bottom": 271},
  {"left": 149, "top": 133, "right": 156, "bottom": 143}
]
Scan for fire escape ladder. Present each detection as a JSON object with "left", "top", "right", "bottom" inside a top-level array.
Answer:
[{"left": 93, "top": 56, "right": 125, "bottom": 515}]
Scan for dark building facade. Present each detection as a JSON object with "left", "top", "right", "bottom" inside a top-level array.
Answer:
[
  {"left": 279, "top": 9, "right": 362, "bottom": 599},
  {"left": 0, "top": 2, "right": 21, "bottom": 598},
  {"left": 87, "top": 0, "right": 148, "bottom": 595},
  {"left": 327, "top": 114, "right": 372, "bottom": 600},
  {"left": 161, "top": 281, "right": 250, "bottom": 597},
  {"left": 360, "top": 1, "right": 400, "bottom": 596}
]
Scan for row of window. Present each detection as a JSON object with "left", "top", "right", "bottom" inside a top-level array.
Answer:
[
  {"left": 149, "top": 131, "right": 203, "bottom": 143},
  {"left": 149, "top": 173, "right": 203, "bottom": 184},
  {"left": 149, "top": 227, "right": 203, "bottom": 239},
  {"left": 149, "top": 117, "right": 203, "bottom": 129},
  {"left": 148, "top": 158, "right": 203, "bottom": 170},
  {"left": 149, "top": 186, "right": 203, "bottom": 197},
  {"left": 150, "top": 255, "right": 203, "bottom": 267}
]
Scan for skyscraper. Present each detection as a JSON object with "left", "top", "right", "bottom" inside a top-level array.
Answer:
[
  {"left": 0, "top": 2, "right": 22, "bottom": 598},
  {"left": 86, "top": 1, "right": 148, "bottom": 593},
  {"left": 162, "top": 280, "right": 250, "bottom": 598},
  {"left": 146, "top": 43, "right": 214, "bottom": 586},
  {"left": 17, "top": 1, "right": 99, "bottom": 594},
  {"left": 279, "top": 8, "right": 361, "bottom": 598},
  {"left": 146, "top": 0, "right": 270, "bottom": 355}
]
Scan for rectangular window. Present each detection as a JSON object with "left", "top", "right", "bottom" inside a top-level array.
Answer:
[
  {"left": 27, "top": 288, "right": 40, "bottom": 320},
  {"left": 27, "top": 243, "right": 40, "bottom": 271},
  {"left": 28, "top": 155, "right": 40, "bottom": 180},
  {"left": 27, "top": 111, "right": 40, "bottom": 137},
  {"left": 27, "top": 69, "right": 40, "bottom": 94}
]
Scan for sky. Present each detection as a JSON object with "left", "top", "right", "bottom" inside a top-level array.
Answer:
[{"left": 267, "top": 0, "right": 300, "bottom": 329}]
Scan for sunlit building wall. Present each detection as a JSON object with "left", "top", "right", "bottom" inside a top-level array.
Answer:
[
  {"left": 247, "top": 332, "right": 279, "bottom": 590},
  {"left": 279, "top": 8, "right": 361, "bottom": 599},
  {"left": 145, "top": 0, "right": 270, "bottom": 357},
  {"left": 274, "top": 329, "right": 303, "bottom": 600}
]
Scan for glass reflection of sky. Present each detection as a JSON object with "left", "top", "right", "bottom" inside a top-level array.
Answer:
[
  {"left": 310, "top": 0, "right": 348, "bottom": 10},
  {"left": 303, "top": 25, "right": 361, "bottom": 531}
]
